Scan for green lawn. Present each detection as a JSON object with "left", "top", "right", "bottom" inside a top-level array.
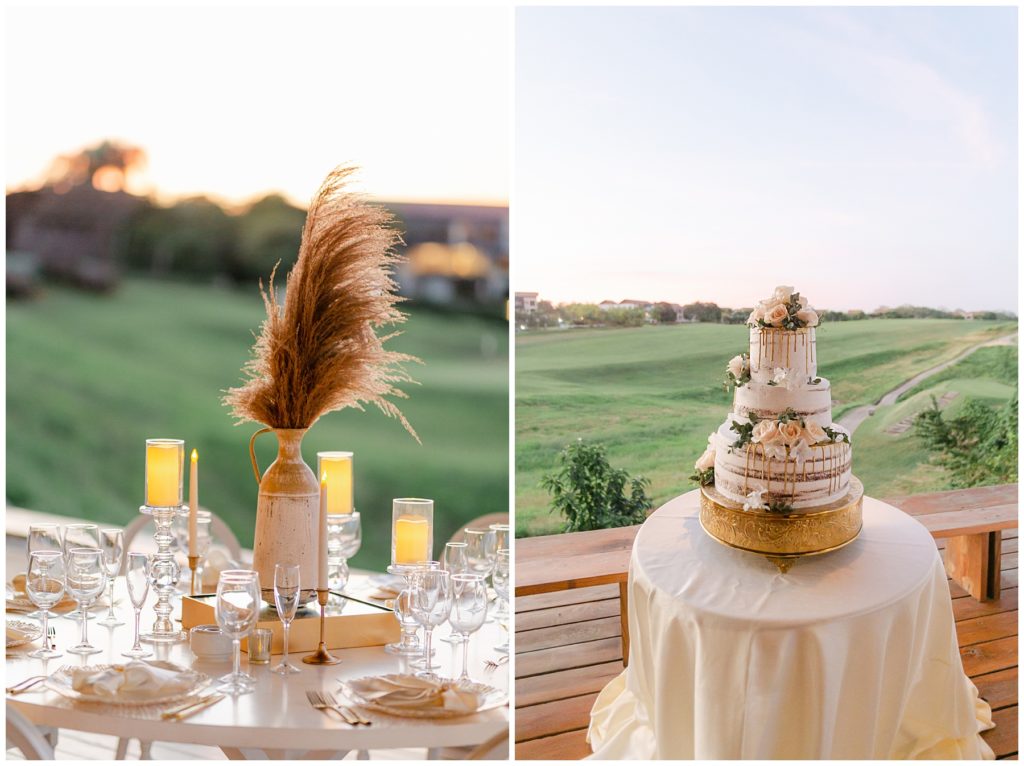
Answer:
[
  {"left": 7, "top": 279, "right": 509, "bottom": 571},
  {"left": 516, "top": 319, "right": 1016, "bottom": 536}
]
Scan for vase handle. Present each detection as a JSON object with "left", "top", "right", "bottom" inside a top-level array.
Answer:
[{"left": 248, "top": 426, "right": 273, "bottom": 485}]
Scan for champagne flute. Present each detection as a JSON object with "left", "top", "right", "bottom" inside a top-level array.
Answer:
[
  {"left": 62, "top": 524, "right": 99, "bottom": 621},
  {"left": 440, "top": 542, "right": 469, "bottom": 645},
  {"left": 26, "top": 524, "right": 62, "bottom": 619},
  {"left": 449, "top": 573, "right": 488, "bottom": 682},
  {"left": 216, "top": 570, "right": 260, "bottom": 695},
  {"left": 122, "top": 553, "right": 153, "bottom": 658},
  {"left": 26, "top": 551, "right": 65, "bottom": 659},
  {"left": 409, "top": 568, "right": 452, "bottom": 678},
  {"left": 97, "top": 529, "right": 125, "bottom": 627},
  {"left": 272, "top": 563, "right": 301, "bottom": 675},
  {"left": 492, "top": 549, "right": 510, "bottom": 654},
  {"left": 66, "top": 548, "right": 106, "bottom": 655}
]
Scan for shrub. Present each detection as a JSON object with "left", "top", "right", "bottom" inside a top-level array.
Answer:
[{"left": 541, "top": 440, "right": 652, "bottom": 532}]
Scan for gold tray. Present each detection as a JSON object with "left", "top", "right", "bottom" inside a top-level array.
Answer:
[{"left": 699, "top": 478, "right": 863, "bottom": 572}]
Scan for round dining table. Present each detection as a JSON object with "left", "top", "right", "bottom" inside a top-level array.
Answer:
[
  {"left": 7, "top": 576, "right": 509, "bottom": 760},
  {"left": 586, "top": 489, "right": 995, "bottom": 760}
]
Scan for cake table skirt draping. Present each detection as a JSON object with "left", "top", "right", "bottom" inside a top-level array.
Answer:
[{"left": 586, "top": 490, "right": 995, "bottom": 760}]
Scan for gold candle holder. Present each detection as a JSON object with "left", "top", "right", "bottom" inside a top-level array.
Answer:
[
  {"left": 188, "top": 555, "right": 199, "bottom": 596},
  {"left": 302, "top": 589, "right": 340, "bottom": 665}
]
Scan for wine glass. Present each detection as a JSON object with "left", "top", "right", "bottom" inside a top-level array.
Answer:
[
  {"left": 122, "top": 553, "right": 153, "bottom": 658},
  {"left": 464, "top": 528, "right": 497, "bottom": 622},
  {"left": 489, "top": 525, "right": 511, "bottom": 620},
  {"left": 440, "top": 543, "right": 469, "bottom": 645},
  {"left": 327, "top": 513, "right": 361, "bottom": 607},
  {"left": 192, "top": 513, "right": 213, "bottom": 593},
  {"left": 97, "top": 529, "right": 125, "bottom": 627},
  {"left": 66, "top": 548, "right": 107, "bottom": 655},
  {"left": 409, "top": 568, "right": 452, "bottom": 678},
  {"left": 216, "top": 570, "right": 261, "bottom": 695},
  {"left": 492, "top": 549, "right": 510, "bottom": 654},
  {"left": 272, "top": 563, "right": 301, "bottom": 675},
  {"left": 26, "top": 524, "right": 62, "bottom": 619},
  {"left": 62, "top": 524, "right": 99, "bottom": 621},
  {"left": 26, "top": 551, "right": 65, "bottom": 659},
  {"left": 449, "top": 573, "right": 488, "bottom": 682},
  {"left": 384, "top": 561, "right": 437, "bottom": 657}
]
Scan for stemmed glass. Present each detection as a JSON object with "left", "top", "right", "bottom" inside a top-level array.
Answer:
[
  {"left": 449, "top": 573, "right": 488, "bottom": 682},
  {"left": 384, "top": 561, "right": 437, "bottom": 657},
  {"left": 26, "top": 551, "right": 65, "bottom": 659},
  {"left": 97, "top": 529, "right": 125, "bottom": 627},
  {"left": 122, "top": 553, "right": 153, "bottom": 658},
  {"left": 272, "top": 563, "right": 301, "bottom": 675},
  {"left": 216, "top": 570, "right": 261, "bottom": 695},
  {"left": 440, "top": 542, "right": 469, "bottom": 645},
  {"left": 409, "top": 568, "right": 452, "bottom": 678},
  {"left": 492, "top": 549, "right": 511, "bottom": 654},
  {"left": 62, "top": 524, "right": 99, "bottom": 621},
  {"left": 464, "top": 528, "right": 497, "bottom": 622},
  {"left": 489, "top": 524, "right": 510, "bottom": 619},
  {"left": 26, "top": 524, "right": 62, "bottom": 619},
  {"left": 66, "top": 548, "right": 107, "bottom": 655},
  {"left": 327, "top": 513, "right": 361, "bottom": 609}
]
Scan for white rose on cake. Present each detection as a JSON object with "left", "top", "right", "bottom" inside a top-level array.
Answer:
[
  {"left": 727, "top": 355, "right": 746, "bottom": 378},
  {"left": 777, "top": 421, "right": 804, "bottom": 445},
  {"left": 803, "top": 421, "right": 827, "bottom": 444},
  {"left": 695, "top": 447, "right": 716, "bottom": 471},
  {"left": 796, "top": 308, "right": 819, "bottom": 327},
  {"left": 764, "top": 303, "right": 789, "bottom": 326},
  {"left": 773, "top": 285, "right": 795, "bottom": 302}
]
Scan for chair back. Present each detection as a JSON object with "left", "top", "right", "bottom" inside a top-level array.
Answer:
[
  {"left": 7, "top": 705, "right": 55, "bottom": 760},
  {"left": 123, "top": 509, "right": 243, "bottom": 563},
  {"left": 448, "top": 513, "right": 510, "bottom": 545}
]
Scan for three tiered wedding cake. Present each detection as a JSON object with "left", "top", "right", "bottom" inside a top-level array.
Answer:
[{"left": 693, "top": 286, "right": 862, "bottom": 570}]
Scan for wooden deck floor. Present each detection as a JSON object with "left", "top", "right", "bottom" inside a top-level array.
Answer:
[{"left": 514, "top": 531, "right": 1019, "bottom": 760}]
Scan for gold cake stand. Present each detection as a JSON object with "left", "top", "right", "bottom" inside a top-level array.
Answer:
[{"left": 699, "top": 477, "right": 864, "bottom": 573}]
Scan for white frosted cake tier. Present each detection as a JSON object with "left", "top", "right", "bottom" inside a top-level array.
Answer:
[
  {"left": 733, "top": 378, "right": 833, "bottom": 427},
  {"left": 711, "top": 425, "right": 852, "bottom": 509},
  {"left": 749, "top": 326, "right": 817, "bottom": 383}
]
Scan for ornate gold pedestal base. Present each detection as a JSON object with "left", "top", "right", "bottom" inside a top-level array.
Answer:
[{"left": 700, "top": 478, "right": 863, "bottom": 572}]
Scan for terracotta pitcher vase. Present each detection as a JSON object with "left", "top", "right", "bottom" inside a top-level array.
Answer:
[{"left": 249, "top": 427, "right": 319, "bottom": 604}]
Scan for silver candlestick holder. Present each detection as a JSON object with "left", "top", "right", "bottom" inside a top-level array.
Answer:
[{"left": 139, "top": 503, "right": 189, "bottom": 643}]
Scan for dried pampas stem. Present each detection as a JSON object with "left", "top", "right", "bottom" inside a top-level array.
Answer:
[{"left": 224, "top": 166, "right": 420, "bottom": 440}]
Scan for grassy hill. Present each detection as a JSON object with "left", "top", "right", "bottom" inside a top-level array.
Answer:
[
  {"left": 7, "top": 279, "right": 508, "bottom": 571},
  {"left": 516, "top": 319, "right": 1016, "bottom": 536}
]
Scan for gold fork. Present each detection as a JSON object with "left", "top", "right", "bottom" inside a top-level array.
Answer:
[
  {"left": 323, "top": 690, "right": 372, "bottom": 726},
  {"left": 6, "top": 676, "right": 49, "bottom": 695},
  {"left": 306, "top": 690, "right": 357, "bottom": 725}
]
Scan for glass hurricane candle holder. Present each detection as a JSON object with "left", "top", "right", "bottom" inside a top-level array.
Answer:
[
  {"left": 139, "top": 503, "right": 188, "bottom": 643},
  {"left": 317, "top": 451, "right": 354, "bottom": 515},
  {"left": 389, "top": 499, "right": 433, "bottom": 576},
  {"left": 145, "top": 439, "right": 184, "bottom": 508}
]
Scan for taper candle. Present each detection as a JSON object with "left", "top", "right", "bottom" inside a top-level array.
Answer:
[
  {"left": 188, "top": 449, "right": 198, "bottom": 557},
  {"left": 318, "top": 471, "right": 329, "bottom": 590}
]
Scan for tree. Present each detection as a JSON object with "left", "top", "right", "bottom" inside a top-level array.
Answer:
[
  {"left": 559, "top": 303, "right": 603, "bottom": 325},
  {"left": 682, "top": 301, "right": 721, "bottom": 323},
  {"left": 652, "top": 302, "right": 678, "bottom": 324},
  {"left": 604, "top": 307, "right": 645, "bottom": 327},
  {"left": 541, "top": 440, "right": 652, "bottom": 532},
  {"left": 232, "top": 194, "right": 307, "bottom": 282}
]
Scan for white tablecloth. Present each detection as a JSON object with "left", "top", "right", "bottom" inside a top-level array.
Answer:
[{"left": 587, "top": 490, "right": 995, "bottom": 759}]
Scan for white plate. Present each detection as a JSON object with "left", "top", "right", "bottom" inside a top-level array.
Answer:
[
  {"left": 6, "top": 620, "right": 43, "bottom": 649},
  {"left": 340, "top": 674, "right": 507, "bottom": 719},
  {"left": 45, "top": 661, "right": 210, "bottom": 706}
]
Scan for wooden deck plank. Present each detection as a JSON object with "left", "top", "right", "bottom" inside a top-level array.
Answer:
[
  {"left": 516, "top": 661, "right": 623, "bottom": 709},
  {"left": 516, "top": 598, "right": 621, "bottom": 632},
  {"left": 515, "top": 730, "right": 595, "bottom": 760},
  {"left": 517, "top": 616, "right": 621, "bottom": 654},
  {"left": 516, "top": 636, "right": 623, "bottom": 679},
  {"left": 952, "top": 587, "right": 1018, "bottom": 622},
  {"left": 974, "top": 667, "right": 1018, "bottom": 711},
  {"left": 956, "top": 611, "right": 1018, "bottom": 648},
  {"left": 516, "top": 693, "right": 600, "bottom": 742},
  {"left": 984, "top": 706, "right": 1018, "bottom": 759},
  {"left": 961, "top": 636, "right": 1018, "bottom": 677}
]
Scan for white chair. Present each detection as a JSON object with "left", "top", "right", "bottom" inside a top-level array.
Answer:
[{"left": 6, "top": 706, "right": 55, "bottom": 760}]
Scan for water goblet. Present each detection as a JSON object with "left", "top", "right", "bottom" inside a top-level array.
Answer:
[
  {"left": 327, "top": 513, "right": 361, "bottom": 608},
  {"left": 26, "top": 523, "right": 62, "bottom": 619},
  {"left": 492, "top": 549, "right": 510, "bottom": 654},
  {"left": 97, "top": 528, "right": 125, "bottom": 627},
  {"left": 449, "top": 573, "right": 488, "bottom": 682},
  {"left": 62, "top": 524, "right": 99, "bottom": 621},
  {"left": 122, "top": 552, "right": 153, "bottom": 658},
  {"left": 384, "top": 561, "right": 438, "bottom": 656},
  {"left": 66, "top": 548, "right": 107, "bottom": 655},
  {"left": 272, "top": 563, "right": 301, "bottom": 675},
  {"left": 409, "top": 568, "right": 452, "bottom": 678},
  {"left": 216, "top": 570, "right": 261, "bottom": 695},
  {"left": 440, "top": 543, "right": 469, "bottom": 645},
  {"left": 26, "top": 551, "right": 65, "bottom": 659}
]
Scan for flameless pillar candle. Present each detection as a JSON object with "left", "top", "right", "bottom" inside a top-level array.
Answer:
[
  {"left": 391, "top": 498, "right": 433, "bottom": 566},
  {"left": 317, "top": 452, "right": 354, "bottom": 515},
  {"left": 145, "top": 439, "right": 184, "bottom": 507},
  {"left": 318, "top": 471, "right": 329, "bottom": 590},
  {"left": 188, "top": 450, "right": 198, "bottom": 557}
]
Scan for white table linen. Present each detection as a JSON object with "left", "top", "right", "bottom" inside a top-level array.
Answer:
[{"left": 587, "top": 490, "right": 995, "bottom": 759}]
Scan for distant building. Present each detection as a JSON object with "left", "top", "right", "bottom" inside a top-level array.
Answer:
[
  {"left": 515, "top": 292, "right": 539, "bottom": 314},
  {"left": 619, "top": 299, "right": 653, "bottom": 312},
  {"left": 598, "top": 300, "right": 618, "bottom": 312}
]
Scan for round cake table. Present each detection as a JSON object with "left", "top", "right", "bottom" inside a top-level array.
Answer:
[{"left": 586, "top": 490, "right": 995, "bottom": 759}]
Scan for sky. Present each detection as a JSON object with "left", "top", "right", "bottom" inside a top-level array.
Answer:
[
  {"left": 5, "top": 5, "right": 509, "bottom": 207},
  {"left": 516, "top": 7, "right": 1018, "bottom": 313}
]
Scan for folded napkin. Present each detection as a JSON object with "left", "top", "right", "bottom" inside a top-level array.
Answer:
[
  {"left": 348, "top": 674, "right": 484, "bottom": 714},
  {"left": 71, "top": 661, "right": 194, "bottom": 701}
]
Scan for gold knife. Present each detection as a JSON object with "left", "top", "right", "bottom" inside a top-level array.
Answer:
[{"left": 162, "top": 694, "right": 225, "bottom": 720}]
